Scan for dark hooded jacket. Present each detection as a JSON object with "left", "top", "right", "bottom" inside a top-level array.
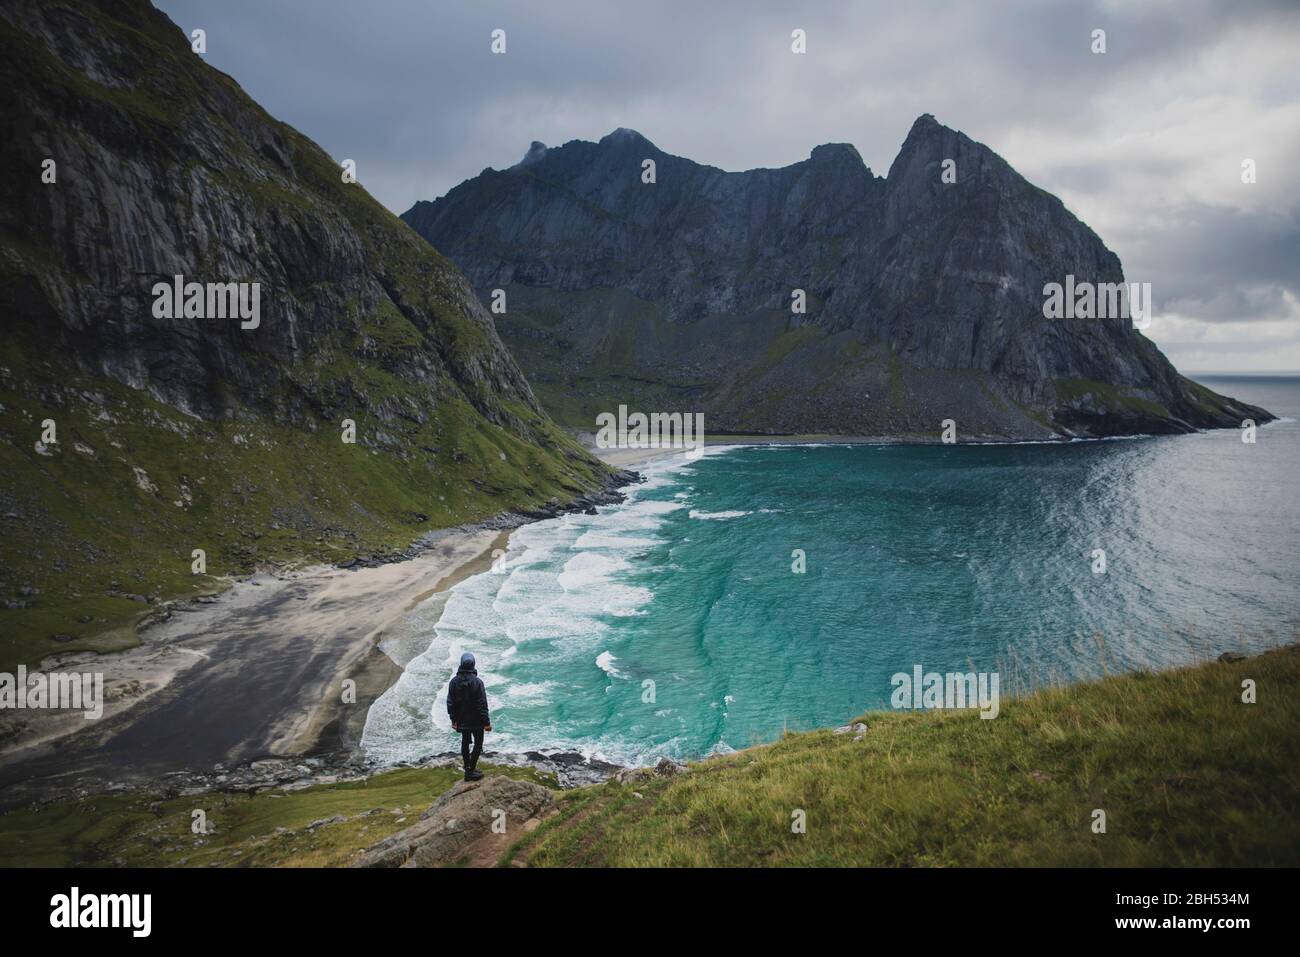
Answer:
[{"left": 447, "top": 662, "right": 490, "bottom": 731}]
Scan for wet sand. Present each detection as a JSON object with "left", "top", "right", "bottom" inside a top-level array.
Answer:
[
  {"left": 0, "top": 448, "right": 651, "bottom": 808},
  {"left": 0, "top": 530, "right": 501, "bottom": 809}
]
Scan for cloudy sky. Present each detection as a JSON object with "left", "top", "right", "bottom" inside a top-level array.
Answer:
[{"left": 157, "top": 0, "right": 1300, "bottom": 372}]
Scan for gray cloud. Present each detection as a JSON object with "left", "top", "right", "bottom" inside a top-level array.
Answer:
[
  {"left": 154, "top": 0, "right": 1300, "bottom": 369},
  {"left": 1137, "top": 204, "right": 1300, "bottom": 321}
]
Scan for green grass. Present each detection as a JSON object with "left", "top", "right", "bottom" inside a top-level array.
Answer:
[
  {"left": 490, "top": 287, "right": 705, "bottom": 430},
  {"left": 2, "top": 648, "right": 1295, "bottom": 868},
  {"left": 0, "top": 764, "right": 556, "bottom": 868},
  {"left": 1053, "top": 378, "right": 1169, "bottom": 419},
  {"left": 0, "top": 2, "right": 611, "bottom": 670},
  {"left": 508, "top": 645, "right": 1300, "bottom": 867},
  {"left": 729, "top": 325, "right": 819, "bottom": 392},
  {"left": 0, "top": 334, "right": 604, "bottom": 674},
  {"left": 1180, "top": 375, "right": 1248, "bottom": 420}
]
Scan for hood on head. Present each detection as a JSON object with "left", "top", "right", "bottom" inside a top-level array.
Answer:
[{"left": 458, "top": 652, "right": 477, "bottom": 673}]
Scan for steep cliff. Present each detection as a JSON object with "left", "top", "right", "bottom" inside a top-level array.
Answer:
[
  {"left": 0, "top": 0, "right": 606, "bottom": 669},
  {"left": 404, "top": 117, "right": 1270, "bottom": 437}
]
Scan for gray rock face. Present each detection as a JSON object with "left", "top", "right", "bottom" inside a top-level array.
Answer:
[
  {"left": 0, "top": 0, "right": 544, "bottom": 444},
  {"left": 404, "top": 117, "right": 1271, "bottom": 438},
  {"left": 0, "top": 0, "right": 611, "bottom": 654},
  {"left": 351, "top": 776, "right": 554, "bottom": 868}
]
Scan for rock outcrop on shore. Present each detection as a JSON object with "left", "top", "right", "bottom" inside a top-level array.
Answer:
[
  {"left": 352, "top": 775, "right": 555, "bottom": 868},
  {"left": 404, "top": 118, "right": 1272, "bottom": 439},
  {"left": 348, "top": 755, "right": 684, "bottom": 868}
]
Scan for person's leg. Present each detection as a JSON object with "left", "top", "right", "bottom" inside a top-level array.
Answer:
[
  {"left": 469, "top": 728, "right": 484, "bottom": 770},
  {"left": 461, "top": 730, "right": 473, "bottom": 771}
]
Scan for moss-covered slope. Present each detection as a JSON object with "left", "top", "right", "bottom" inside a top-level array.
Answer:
[
  {"left": 0, "top": 0, "right": 608, "bottom": 670},
  {"left": 511, "top": 645, "right": 1299, "bottom": 867},
  {"left": 0, "top": 646, "right": 1292, "bottom": 867}
]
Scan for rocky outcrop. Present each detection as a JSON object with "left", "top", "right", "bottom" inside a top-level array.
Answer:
[
  {"left": 352, "top": 775, "right": 554, "bottom": 868},
  {"left": 612, "top": 756, "right": 688, "bottom": 785},
  {"left": 404, "top": 117, "right": 1271, "bottom": 438}
]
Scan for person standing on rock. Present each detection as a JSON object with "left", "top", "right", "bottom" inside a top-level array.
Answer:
[{"left": 447, "top": 652, "right": 491, "bottom": 781}]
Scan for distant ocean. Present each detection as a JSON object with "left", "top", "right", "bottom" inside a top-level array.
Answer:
[{"left": 361, "top": 375, "right": 1300, "bottom": 766}]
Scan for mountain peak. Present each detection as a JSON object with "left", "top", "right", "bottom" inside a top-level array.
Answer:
[
  {"left": 518, "top": 140, "right": 549, "bottom": 166},
  {"left": 909, "top": 113, "right": 943, "bottom": 134},
  {"left": 809, "top": 142, "right": 865, "bottom": 167},
  {"left": 898, "top": 113, "right": 954, "bottom": 149},
  {"left": 406, "top": 114, "right": 1268, "bottom": 440},
  {"left": 888, "top": 113, "right": 965, "bottom": 181},
  {"left": 599, "top": 127, "right": 655, "bottom": 150}
]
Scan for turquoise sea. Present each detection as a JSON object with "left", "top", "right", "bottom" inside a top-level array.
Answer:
[{"left": 361, "top": 376, "right": 1300, "bottom": 766}]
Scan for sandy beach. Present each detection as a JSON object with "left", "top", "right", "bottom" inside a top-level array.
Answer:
[
  {"left": 0, "top": 528, "right": 504, "bottom": 807},
  {"left": 0, "top": 444, "right": 672, "bottom": 806},
  {"left": 589, "top": 444, "right": 687, "bottom": 469},
  {"left": 590, "top": 434, "right": 959, "bottom": 471}
]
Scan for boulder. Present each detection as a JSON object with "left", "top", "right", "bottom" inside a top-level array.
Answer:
[
  {"left": 352, "top": 776, "right": 554, "bottom": 868},
  {"left": 654, "top": 757, "right": 685, "bottom": 777},
  {"left": 613, "top": 757, "right": 688, "bottom": 785}
]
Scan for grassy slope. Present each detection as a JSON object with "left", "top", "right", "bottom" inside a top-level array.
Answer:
[
  {"left": 510, "top": 646, "right": 1300, "bottom": 867},
  {"left": 493, "top": 286, "right": 705, "bottom": 430},
  {"left": 1053, "top": 377, "right": 1170, "bottom": 419},
  {"left": 0, "top": 4, "right": 609, "bottom": 671},
  {"left": 0, "top": 328, "right": 602, "bottom": 674},
  {"left": 0, "top": 764, "right": 557, "bottom": 868},
  {"left": 1, "top": 648, "right": 1295, "bottom": 867}
]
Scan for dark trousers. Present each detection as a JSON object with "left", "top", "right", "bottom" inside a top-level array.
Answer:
[{"left": 460, "top": 728, "right": 484, "bottom": 770}]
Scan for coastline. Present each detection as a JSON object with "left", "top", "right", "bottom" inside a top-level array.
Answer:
[
  {"left": 3, "top": 428, "right": 1280, "bottom": 809},
  {"left": 0, "top": 467, "right": 637, "bottom": 809},
  {"left": 587, "top": 431, "right": 1170, "bottom": 460},
  {"left": 0, "top": 531, "right": 501, "bottom": 802},
  {"left": 0, "top": 437, "right": 1159, "bottom": 777}
]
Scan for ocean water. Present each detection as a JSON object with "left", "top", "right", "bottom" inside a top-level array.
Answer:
[{"left": 361, "top": 376, "right": 1300, "bottom": 766}]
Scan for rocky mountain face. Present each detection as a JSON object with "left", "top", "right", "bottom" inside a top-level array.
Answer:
[
  {"left": 0, "top": 0, "right": 607, "bottom": 668},
  {"left": 404, "top": 119, "right": 1271, "bottom": 438}
]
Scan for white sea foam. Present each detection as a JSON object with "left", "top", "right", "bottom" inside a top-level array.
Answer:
[
  {"left": 359, "top": 444, "right": 725, "bottom": 765},
  {"left": 557, "top": 552, "right": 627, "bottom": 590},
  {"left": 503, "top": 681, "right": 555, "bottom": 700},
  {"left": 689, "top": 509, "right": 751, "bottom": 520},
  {"left": 595, "top": 650, "right": 625, "bottom": 678}
]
